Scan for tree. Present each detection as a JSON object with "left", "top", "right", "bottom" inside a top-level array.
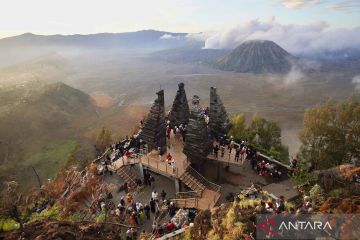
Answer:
[
  {"left": 95, "top": 127, "right": 112, "bottom": 153},
  {"left": 299, "top": 97, "right": 360, "bottom": 170},
  {"left": 228, "top": 114, "right": 247, "bottom": 140},
  {"left": 229, "top": 114, "right": 289, "bottom": 162},
  {"left": 247, "top": 115, "right": 289, "bottom": 162}
]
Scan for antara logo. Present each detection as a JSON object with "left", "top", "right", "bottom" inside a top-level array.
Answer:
[
  {"left": 258, "top": 218, "right": 333, "bottom": 236},
  {"left": 258, "top": 217, "right": 277, "bottom": 235},
  {"left": 279, "top": 221, "right": 332, "bottom": 231}
]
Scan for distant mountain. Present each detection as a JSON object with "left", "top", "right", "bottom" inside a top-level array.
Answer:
[
  {"left": 150, "top": 44, "right": 229, "bottom": 63},
  {"left": 0, "top": 30, "right": 188, "bottom": 49},
  {"left": 0, "top": 30, "right": 191, "bottom": 68},
  {"left": 214, "top": 40, "right": 296, "bottom": 74}
]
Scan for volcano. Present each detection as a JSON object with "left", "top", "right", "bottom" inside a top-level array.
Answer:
[{"left": 215, "top": 40, "right": 295, "bottom": 73}]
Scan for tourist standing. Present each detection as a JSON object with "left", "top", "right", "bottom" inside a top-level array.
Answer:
[
  {"left": 220, "top": 145, "right": 225, "bottom": 158},
  {"left": 144, "top": 204, "right": 151, "bottom": 220},
  {"left": 150, "top": 198, "right": 156, "bottom": 213},
  {"left": 214, "top": 145, "right": 219, "bottom": 159},
  {"left": 235, "top": 147, "right": 240, "bottom": 162}
]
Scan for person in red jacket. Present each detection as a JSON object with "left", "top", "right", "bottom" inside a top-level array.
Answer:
[{"left": 166, "top": 220, "right": 175, "bottom": 232}]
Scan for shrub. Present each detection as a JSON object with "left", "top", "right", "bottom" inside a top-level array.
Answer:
[
  {"left": 29, "top": 204, "right": 60, "bottom": 222},
  {"left": 207, "top": 230, "right": 221, "bottom": 240},
  {"left": 67, "top": 212, "right": 82, "bottom": 223},
  {"left": 0, "top": 218, "right": 20, "bottom": 232},
  {"left": 329, "top": 188, "right": 351, "bottom": 198},
  {"left": 290, "top": 164, "right": 316, "bottom": 185},
  {"left": 309, "top": 184, "right": 325, "bottom": 205},
  {"left": 95, "top": 209, "right": 106, "bottom": 223}
]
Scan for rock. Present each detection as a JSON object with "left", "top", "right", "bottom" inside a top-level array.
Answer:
[
  {"left": 183, "top": 95, "right": 212, "bottom": 164},
  {"left": 169, "top": 82, "right": 190, "bottom": 127},
  {"left": 138, "top": 90, "right": 166, "bottom": 154},
  {"left": 314, "top": 164, "right": 360, "bottom": 193},
  {"left": 208, "top": 87, "right": 231, "bottom": 138}
]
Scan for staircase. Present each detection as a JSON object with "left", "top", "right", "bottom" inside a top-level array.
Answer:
[
  {"left": 116, "top": 165, "right": 139, "bottom": 189},
  {"left": 174, "top": 166, "right": 222, "bottom": 210},
  {"left": 179, "top": 171, "right": 206, "bottom": 196}
]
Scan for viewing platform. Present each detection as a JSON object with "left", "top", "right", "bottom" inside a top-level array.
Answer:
[{"left": 110, "top": 135, "right": 221, "bottom": 211}]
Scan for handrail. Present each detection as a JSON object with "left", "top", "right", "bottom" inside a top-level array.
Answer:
[
  {"left": 211, "top": 139, "right": 291, "bottom": 170},
  {"left": 171, "top": 198, "right": 199, "bottom": 209},
  {"left": 187, "top": 165, "right": 222, "bottom": 193},
  {"left": 258, "top": 153, "right": 291, "bottom": 170},
  {"left": 176, "top": 191, "right": 201, "bottom": 199},
  {"left": 118, "top": 166, "right": 138, "bottom": 187}
]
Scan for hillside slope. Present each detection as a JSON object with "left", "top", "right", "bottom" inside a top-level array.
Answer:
[{"left": 0, "top": 81, "right": 97, "bottom": 188}]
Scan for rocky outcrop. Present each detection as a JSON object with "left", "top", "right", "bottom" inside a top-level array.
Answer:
[
  {"left": 169, "top": 82, "right": 190, "bottom": 127},
  {"left": 314, "top": 164, "right": 360, "bottom": 193},
  {"left": 183, "top": 95, "right": 212, "bottom": 164},
  {"left": 138, "top": 90, "right": 166, "bottom": 154},
  {"left": 208, "top": 87, "right": 231, "bottom": 139}
]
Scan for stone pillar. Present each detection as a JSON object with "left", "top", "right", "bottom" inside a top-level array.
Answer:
[
  {"left": 174, "top": 178, "right": 180, "bottom": 193},
  {"left": 138, "top": 90, "right": 166, "bottom": 154},
  {"left": 216, "top": 162, "right": 222, "bottom": 181},
  {"left": 183, "top": 95, "right": 212, "bottom": 165},
  {"left": 138, "top": 163, "right": 145, "bottom": 180},
  {"left": 169, "top": 82, "right": 190, "bottom": 127},
  {"left": 209, "top": 87, "right": 231, "bottom": 139}
]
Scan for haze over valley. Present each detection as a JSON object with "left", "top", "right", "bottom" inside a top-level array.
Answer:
[{"left": 0, "top": 26, "right": 359, "bottom": 187}]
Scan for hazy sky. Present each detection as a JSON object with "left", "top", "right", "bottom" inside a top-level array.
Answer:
[{"left": 1, "top": 0, "right": 360, "bottom": 38}]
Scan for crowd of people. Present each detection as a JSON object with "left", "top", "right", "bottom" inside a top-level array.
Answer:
[
  {"left": 108, "top": 187, "right": 193, "bottom": 240},
  {"left": 166, "top": 119, "right": 187, "bottom": 142},
  {"left": 212, "top": 135, "right": 284, "bottom": 179}
]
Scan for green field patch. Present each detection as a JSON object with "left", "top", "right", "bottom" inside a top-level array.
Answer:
[{"left": 24, "top": 139, "right": 78, "bottom": 180}]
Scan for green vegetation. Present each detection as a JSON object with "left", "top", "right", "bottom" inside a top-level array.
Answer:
[
  {"left": 0, "top": 218, "right": 20, "bottom": 232},
  {"left": 95, "top": 209, "right": 106, "bottom": 223},
  {"left": 95, "top": 127, "right": 112, "bottom": 153},
  {"left": 29, "top": 204, "right": 60, "bottom": 223},
  {"left": 329, "top": 188, "right": 351, "bottom": 198},
  {"left": 67, "top": 212, "right": 82, "bottom": 223},
  {"left": 25, "top": 139, "right": 77, "bottom": 179},
  {"left": 290, "top": 163, "right": 317, "bottom": 185},
  {"left": 299, "top": 96, "right": 360, "bottom": 170},
  {"left": 229, "top": 114, "right": 289, "bottom": 162},
  {"left": 228, "top": 114, "right": 246, "bottom": 140},
  {"left": 309, "top": 184, "right": 325, "bottom": 206}
]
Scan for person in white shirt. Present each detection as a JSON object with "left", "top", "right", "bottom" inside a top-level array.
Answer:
[{"left": 152, "top": 190, "right": 158, "bottom": 201}]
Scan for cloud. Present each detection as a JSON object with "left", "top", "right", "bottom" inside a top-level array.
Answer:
[
  {"left": 274, "top": 0, "right": 360, "bottom": 12},
  {"left": 160, "top": 33, "right": 176, "bottom": 39},
  {"left": 326, "top": 0, "right": 360, "bottom": 12},
  {"left": 275, "top": 0, "right": 321, "bottom": 9},
  {"left": 352, "top": 75, "right": 360, "bottom": 90},
  {"left": 187, "top": 18, "right": 360, "bottom": 55}
]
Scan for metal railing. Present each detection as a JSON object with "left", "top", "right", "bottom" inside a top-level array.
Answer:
[
  {"left": 176, "top": 190, "right": 201, "bottom": 199},
  {"left": 117, "top": 166, "right": 138, "bottom": 188},
  {"left": 139, "top": 154, "right": 180, "bottom": 178},
  {"left": 186, "top": 165, "right": 222, "bottom": 193},
  {"left": 258, "top": 153, "right": 291, "bottom": 170},
  {"left": 171, "top": 198, "right": 199, "bottom": 209}
]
